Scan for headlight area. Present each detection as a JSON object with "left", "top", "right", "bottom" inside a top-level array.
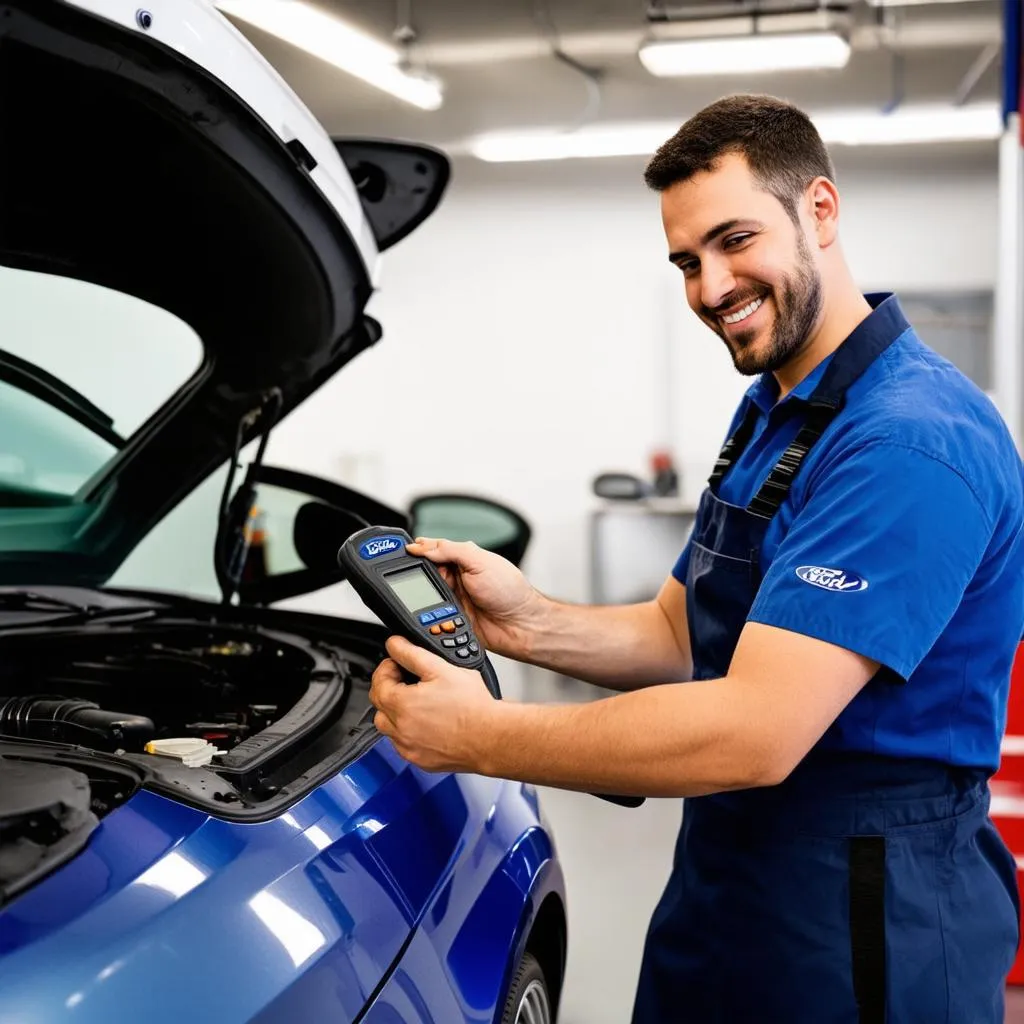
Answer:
[{"left": 0, "top": 617, "right": 381, "bottom": 824}]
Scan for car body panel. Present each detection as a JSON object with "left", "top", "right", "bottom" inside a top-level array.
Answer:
[
  {"left": 0, "top": 738, "right": 563, "bottom": 1023},
  {"left": 58, "top": 0, "right": 380, "bottom": 283}
]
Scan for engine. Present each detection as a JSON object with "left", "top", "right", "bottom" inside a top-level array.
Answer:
[{"left": 0, "top": 626, "right": 319, "bottom": 754}]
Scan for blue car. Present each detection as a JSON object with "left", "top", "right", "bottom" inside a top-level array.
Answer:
[{"left": 0, "top": 2, "right": 565, "bottom": 1021}]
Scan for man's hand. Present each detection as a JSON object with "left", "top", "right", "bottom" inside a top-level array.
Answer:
[
  {"left": 370, "top": 636, "right": 500, "bottom": 773},
  {"left": 404, "top": 537, "right": 540, "bottom": 659}
]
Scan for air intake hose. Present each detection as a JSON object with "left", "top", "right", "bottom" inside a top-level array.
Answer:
[{"left": 0, "top": 697, "right": 155, "bottom": 751}]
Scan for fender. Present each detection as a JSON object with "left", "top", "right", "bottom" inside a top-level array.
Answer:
[
  {"left": 359, "top": 783, "right": 568, "bottom": 1023},
  {"left": 491, "top": 834, "right": 567, "bottom": 1021}
]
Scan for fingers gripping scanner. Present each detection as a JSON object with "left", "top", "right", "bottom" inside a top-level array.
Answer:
[{"left": 338, "top": 526, "right": 501, "bottom": 698}]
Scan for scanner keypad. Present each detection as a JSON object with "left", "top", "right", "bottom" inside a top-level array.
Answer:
[{"left": 421, "top": 605, "right": 480, "bottom": 661}]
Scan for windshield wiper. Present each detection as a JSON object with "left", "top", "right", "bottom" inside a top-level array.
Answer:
[
  {"left": 0, "top": 590, "right": 89, "bottom": 614},
  {"left": 0, "top": 590, "right": 159, "bottom": 629},
  {"left": 0, "top": 349, "right": 124, "bottom": 448}
]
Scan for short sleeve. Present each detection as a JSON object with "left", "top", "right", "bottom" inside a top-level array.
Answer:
[
  {"left": 748, "top": 442, "right": 993, "bottom": 680},
  {"left": 671, "top": 534, "right": 694, "bottom": 584}
]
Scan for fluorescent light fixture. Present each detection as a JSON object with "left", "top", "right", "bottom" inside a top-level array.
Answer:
[
  {"left": 865, "top": 0, "right": 988, "bottom": 5},
  {"left": 216, "top": 0, "right": 443, "bottom": 110},
  {"left": 639, "top": 31, "right": 851, "bottom": 77},
  {"left": 815, "top": 104, "right": 1003, "bottom": 146},
  {"left": 469, "top": 123, "right": 675, "bottom": 163},
  {"left": 466, "top": 103, "right": 1002, "bottom": 163}
]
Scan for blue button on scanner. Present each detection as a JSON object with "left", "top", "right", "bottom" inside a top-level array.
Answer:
[
  {"left": 419, "top": 611, "right": 435, "bottom": 624},
  {"left": 440, "top": 604, "right": 457, "bottom": 617}
]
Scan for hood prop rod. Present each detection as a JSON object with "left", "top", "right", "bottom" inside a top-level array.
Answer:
[{"left": 216, "top": 388, "right": 284, "bottom": 606}]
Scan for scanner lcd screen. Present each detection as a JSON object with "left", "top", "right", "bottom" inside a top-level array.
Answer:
[{"left": 386, "top": 565, "right": 444, "bottom": 613}]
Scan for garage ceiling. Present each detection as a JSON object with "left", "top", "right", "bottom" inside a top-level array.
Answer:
[{"left": 223, "top": 0, "right": 1006, "bottom": 155}]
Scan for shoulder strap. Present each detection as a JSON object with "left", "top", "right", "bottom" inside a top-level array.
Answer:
[
  {"left": 746, "top": 401, "right": 839, "bottom": 520},
  {"left": 744, "top": 298, "right": 911, "bottom": 520},
  {"left": 708, "top": 402, "right": 759, "bottom": 493}
]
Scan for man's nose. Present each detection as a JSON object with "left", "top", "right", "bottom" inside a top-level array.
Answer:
[{"left": 701, "top": 256, "right": 737, "bottom": 313}]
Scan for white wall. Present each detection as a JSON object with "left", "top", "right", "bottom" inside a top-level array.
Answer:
[
  {"left": 261, "top": 151, "right": 1000, "bottom": 611},
  {"left": 996, "top": 116, "right": 1024, "bottom": 447}
]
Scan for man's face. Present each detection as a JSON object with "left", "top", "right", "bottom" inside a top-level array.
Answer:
[{"left": 661, "top": 152, "right": 823, "bottom": 377}]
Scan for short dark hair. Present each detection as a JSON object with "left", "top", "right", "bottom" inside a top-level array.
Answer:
[{"left": 643, "top": 94, "right": 836, "bottom": 224}]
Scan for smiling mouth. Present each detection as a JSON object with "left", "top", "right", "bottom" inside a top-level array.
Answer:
[{"left": 719, "top": 296, "right": 765, "bottom": 327}]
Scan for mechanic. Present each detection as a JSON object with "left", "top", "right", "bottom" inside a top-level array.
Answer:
[{"left": 369, "top": 93, "right": 1024, "bottom": 1023}]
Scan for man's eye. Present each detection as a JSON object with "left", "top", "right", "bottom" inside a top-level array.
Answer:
[
  {"left": 678, "top": 260, "right": 699, "bottom": 276},
  {"left": 723, "top": 233, "right": 753, "bottom": 249}
]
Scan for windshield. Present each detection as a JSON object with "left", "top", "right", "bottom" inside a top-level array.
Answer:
[
  {"left": 0, "top": 267, "right": 203, "bottom": 511},
  {"left": 0, "top": 377, "right": 117, "bottom": 500}
]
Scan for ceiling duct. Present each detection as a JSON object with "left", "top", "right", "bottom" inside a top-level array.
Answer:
[{"left": 646, "top": 1, "right": 851, "bottom": 21}]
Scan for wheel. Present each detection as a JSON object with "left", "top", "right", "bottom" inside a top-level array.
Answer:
[{"left": 500, "top": 952, "right": 553, "bottom": 1024}]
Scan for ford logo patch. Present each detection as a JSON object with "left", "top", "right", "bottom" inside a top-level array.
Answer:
[
  {"left": 359, "top": 536, "right": 404, "bottom": 560},
  {"left": 795, "top": 566, "right": 868, "bottom": 593}
]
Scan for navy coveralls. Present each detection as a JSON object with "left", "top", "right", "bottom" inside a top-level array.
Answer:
[{"left": 632, "top": 294, "right": 1024, "bottom": 1023}]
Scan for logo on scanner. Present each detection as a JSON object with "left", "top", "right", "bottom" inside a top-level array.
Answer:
[
  {"left": 359, "top": 536, "right": 404, "bottom": 560},
  {"left": 795, "top": 566, "right": 868, "bottom": 593}
]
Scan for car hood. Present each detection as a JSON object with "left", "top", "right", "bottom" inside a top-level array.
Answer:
[{"left": 0, "top": 0, "right": 448, "bottom": 588}]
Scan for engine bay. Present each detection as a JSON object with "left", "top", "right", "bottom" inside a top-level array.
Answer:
[
  {"left": 0, "top": 611, "right": 383, "bottom": 902},
  {"left": 0, "top": 611, "right": 383, "bottom": 807},
  {"left": 0, "top": 626, "right": 322, "bottom": 755},
  {"left": 0, "top": 626, "right": 328, "bottom": 756}
]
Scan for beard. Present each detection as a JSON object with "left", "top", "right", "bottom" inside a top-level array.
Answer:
[{"left": 705, "top": 236, "right": 824, "bottom": 377}]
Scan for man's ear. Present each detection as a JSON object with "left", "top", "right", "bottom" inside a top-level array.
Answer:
[{"left": 808, "top": 177, "right": 840, "bottom": 248}]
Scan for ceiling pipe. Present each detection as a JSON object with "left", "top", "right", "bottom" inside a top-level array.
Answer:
[
  {"left": 414, "top": 15, "right": 1000, "bottom": 66},
  {"left": 646, "top": 1, "right": 851, "bottom": 21},
  {"left": 953, "top": 41, "right": 1002, "bottom": 105}
]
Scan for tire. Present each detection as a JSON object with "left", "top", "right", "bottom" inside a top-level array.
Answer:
[{"left": 500, "top": 952, "right": 553, "bottom": 1024}]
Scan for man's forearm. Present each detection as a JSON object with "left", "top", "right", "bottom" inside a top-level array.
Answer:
[
  {"left": 515, "top": 596, "right": 690, "bottom": 690},
  {"left": 473, "top": 675, "right": 782, "bottom": 797}
]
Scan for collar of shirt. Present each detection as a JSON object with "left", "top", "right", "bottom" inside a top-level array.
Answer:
[{"left": 743, "top": 292, "right": 899, "bottom": 417}]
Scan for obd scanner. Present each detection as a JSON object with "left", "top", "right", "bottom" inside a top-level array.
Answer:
[{"left": 339, "top": 526, "right": 501, "bottom": 698}]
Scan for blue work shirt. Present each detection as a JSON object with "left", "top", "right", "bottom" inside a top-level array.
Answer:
[{"left": 672, "top": 293, "right": 1024, "bottom": 771}]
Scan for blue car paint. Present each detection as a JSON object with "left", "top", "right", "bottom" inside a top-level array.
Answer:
[
  {"left": 254, "top": 789, "right": 563, "bottom": 1024},
  {"left": 361, "top": 833, "right": 561, "bottom": 1024},
  {"left": 428, "top": 828, "right": 563, "bottom": 1020},
  {"left": 0, "top": 738, "right": 564, "bottom": 1023}
]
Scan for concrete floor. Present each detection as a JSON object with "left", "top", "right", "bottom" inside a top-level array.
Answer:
[{"left": 500, "top": 659, "right": 1024, "bottom": 1024}]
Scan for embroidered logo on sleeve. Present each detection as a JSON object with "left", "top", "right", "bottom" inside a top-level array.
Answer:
[{"left": 795, "top": 566, "right": 869, "bottom": 592}]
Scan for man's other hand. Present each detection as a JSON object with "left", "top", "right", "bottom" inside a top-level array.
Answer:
[{"left": 370, "top": 635, "right": 499, "bottom": 773}]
